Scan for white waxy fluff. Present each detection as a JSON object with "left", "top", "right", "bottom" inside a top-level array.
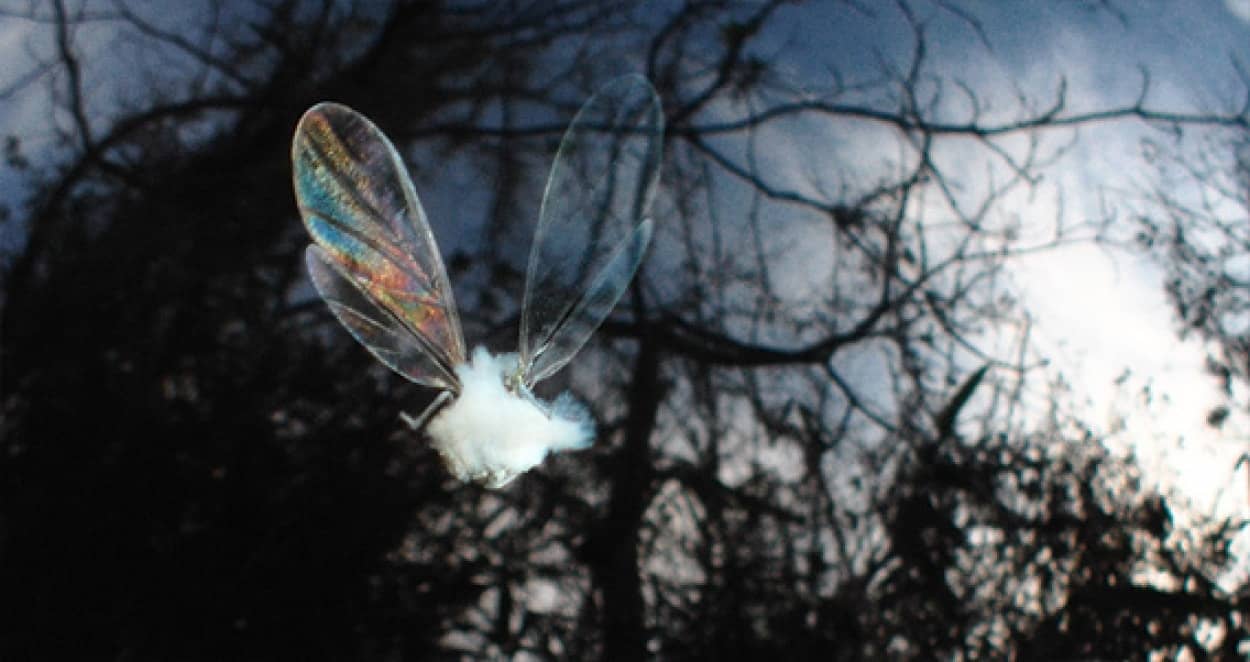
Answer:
[{"left": 426, "top": 346, "right": 594, "bottom": 488}]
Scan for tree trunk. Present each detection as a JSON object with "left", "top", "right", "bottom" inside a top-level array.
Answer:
[{"left": 589, "top": 335, "right": 659, "bottom": 662}]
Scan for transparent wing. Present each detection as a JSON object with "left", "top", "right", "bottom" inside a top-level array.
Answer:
[
  {"left": 305, "top": 246, "right": 457, "bottom": 391},
  {"left": 293, "top": 102, "right": 465, "bottom": 391},
  {"left": 519, "top": 75, "right": 664, "bottom": 386}
]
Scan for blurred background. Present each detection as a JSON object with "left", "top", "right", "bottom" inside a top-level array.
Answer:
[{"left": 2, "top": 0, "right": 1249, "bottom": 659}]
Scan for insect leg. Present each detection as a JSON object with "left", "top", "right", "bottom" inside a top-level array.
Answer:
[{"left": 399, "top": 390, "right": 454, "bottom": 431}]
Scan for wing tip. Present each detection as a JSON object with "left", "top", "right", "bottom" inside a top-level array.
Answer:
[
  {"left": 293, "top": 102, "right": 372, "bottom": 155},
  {"left": 298, "top": 101, "right": 355, "bottom": 126}
]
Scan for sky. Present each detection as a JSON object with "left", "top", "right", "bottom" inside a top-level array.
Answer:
[
  {"left": 975, "top": 1, "right": 1250, "bottom": 521},
  {"left": 772, "top": 0, "right": 1250, "bottom": 503},
  {"left": 2, "top": 0, "right": 1249, "bottom": 548},
  {"left": 662, "top": 0, "right": 1250, "bottom": 564}
]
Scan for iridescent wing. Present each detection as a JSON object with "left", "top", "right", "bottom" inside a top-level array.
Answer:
[
  {"left": 518, "top": 75, "right": 664, "bottom": 386},
  {"left": 293, "top": 102, "right": 466, "bottom": 392},
  {"left": 304, "top": 245, "right": 458, "bottom": 391}
]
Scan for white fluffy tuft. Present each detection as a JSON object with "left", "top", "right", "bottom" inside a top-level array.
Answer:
[{"left": 426, "top": 347, "right": 594, "bottom": 488}]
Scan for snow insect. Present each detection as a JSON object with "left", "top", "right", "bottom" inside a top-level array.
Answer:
[{"left": 292, "top": 76, "right": 663, "bottom": 488}]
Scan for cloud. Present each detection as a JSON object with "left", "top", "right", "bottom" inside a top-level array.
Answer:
[{"left": 1226, "top": 0, "right": 1250, "bottom": 23}]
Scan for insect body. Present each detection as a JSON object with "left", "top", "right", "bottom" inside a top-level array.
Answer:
[{"left": 292, "top": 76, "right": 663, "bottom": 487}]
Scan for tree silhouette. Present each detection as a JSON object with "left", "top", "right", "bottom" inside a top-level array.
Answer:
[
  {"left": 1, "top": 1, "right": 1247, "bottom": 660},
  {"left": 1136, "top": 130, "right": 1250, "bottom": 401},
  {"left": 1131, "top": 80, "right": 1250, "bottom": 519}
]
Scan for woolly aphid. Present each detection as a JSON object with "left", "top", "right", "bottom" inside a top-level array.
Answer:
[{"left": 292, "top": 76, "right": 663, "bottom": 488}]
